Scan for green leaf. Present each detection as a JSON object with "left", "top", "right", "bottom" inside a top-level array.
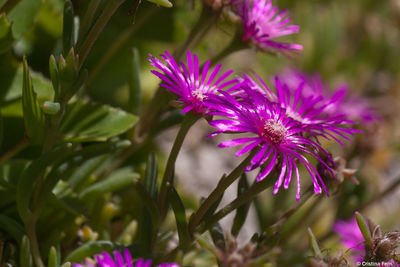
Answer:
[
  {"left": 16, "top": 143, "right": 73, "bottom": 221},
  {"left": 145, "top": 0, "right": 172, "bottom": 8},
  {"left": 59, "top": 100, "right": 138, "bottom": 142},
  {"left": 79, "top": 168, "right": 139, "bottom": 201},
  {"left": 144, "top": 152, "right": 158, "bottom": 200},
  {"left": 62, "top": 0, "right": 74, "bottom": 54},
  {"left": 22, "top": 57, "right": 45, "bottom": 144},
  {"left": 0, "top": 159, "right": 30, "bottom": 188},
  {"left": 48, "top": 246, "right": 59, "bottom": 267},
  {"left": 307, "top": 227, "right": 323, "bottom": 259},
  {"left": 0, "top": 13, "right": 14, "bottom": 53},
  {"left": 355, "top": 211, "right": 373, "bottom": 250},
  {"left": 0, "top": 214, "right": 24, "bottom": 243},
  {"left": 133, "top": 180, "right": 160, "bottom": 229},
  {"left": 20, "top": 235, "right": 33, "bottom": 267},
  {"left": 0, "top": 110, "right": 3, "bottom": 149},
  {"left": 198, "top": 174, "right": 226, "bottom": 224},
  {"left": 64, "top": 241, "right": 116, "bottom": 263},
  {"left": 127, "top": 48, "right": 141, "bottom": 115},
  {"left": 168, "top": 186, "right": 191, "bottom": 248},
  {"left": 231, "top": 173, "right": 250, "bottom": 237},
  {"left": 210, "top": 223, "right": 225, "bottom": 250},
  {"left": 66, "top": 155, "right": 108, "bottom": 193},
  {"left": 1, "top": 56, "right": 54, "bottom": 107},
  {"left": 7, "top": 0, "right": 42, "bottom": 39}
]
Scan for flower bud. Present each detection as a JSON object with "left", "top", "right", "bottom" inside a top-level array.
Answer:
[{"left": 43, "top": 101, "right": 61, "bottom": 115}]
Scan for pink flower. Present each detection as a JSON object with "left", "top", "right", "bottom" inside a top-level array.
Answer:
[{"left": 232, "top": 0, "right": 302, "bottom": 55}]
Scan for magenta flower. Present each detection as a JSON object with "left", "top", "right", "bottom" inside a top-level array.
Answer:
[
  {"left": 333, "top": 217, "right": 365, "bottom": 263},
  {"left": 148, "top": 50, "right": 239, "bottom": 114},
  {"left": 207, "top": 88, "right": 335, "bottom": 200},
  {"left": 240, "top": 73, "right": 359, "bottom": 145},
  {"left": 333, "top": 218, "right": 399, "bottom": 266},
  {"left": 278, "top": 70, "right": 379, "bottom": 125},
  {"left": 231, "top": 0, "right": 302, "bottom": 55},
  {"left": 72, "top": 249, "right": 179, "bottom": 267}
]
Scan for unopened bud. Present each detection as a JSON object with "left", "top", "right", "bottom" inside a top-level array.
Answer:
[{"left": 43, "top": 101, "right": 60, "bottom": 115}]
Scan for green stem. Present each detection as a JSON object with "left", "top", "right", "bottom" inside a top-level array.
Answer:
[
  {"left": 188, "top": 150, "right": 258, "bottom": 235},
  {"left": 0, "top": 136, "right": 29, "bottom": 165},
  {"left": 85, "top": 6, "right": 157, "bottom": 87},
  {"left": 173, "top": 5, "right": 220, "bottom": 60},
  {"left": 208, "top": 34, "right": 248, "bottom": 66},
  {"left": 199, "top": 175, "right": 275, "bottom": 233},
  {"left": 78, "top": 0, "right": 126, "bottom": 70},
  {"left": 26, "top": 218, "right": 44, "bottom": 267},
  {"left": 0, "top": 0, "right": 21, "bottom": 13},
  {"left": 158, "top": 113, "right": 199, "bottom": 216},
  {"left": 267, "top": 186, "right": 314, "bottom": 237},
  {"left": 76, "top": 0, "right": 102, "bottom": 49},
  {"left": 360, "top": 174, "right": 400, "bottom": 211}
]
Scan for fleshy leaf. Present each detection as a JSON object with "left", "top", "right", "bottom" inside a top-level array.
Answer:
[
  {"left": 20, "top": 236, "right": 33, "bottom": 267},
  {"left": 231, "top": 173, "right": 251, "bottom": 237},
  {"left": 22, "top": 57, "right": 45, "bottom": 144},
  {"left": 79, "top": 167, "right": 139, "bottom": 201},
  {"left": 145, "top": 0, "right": 173, "bottom": 8},
  {"left": 7, "top": 0, "right": 42, "bottom": 39},
  {"left": 0, "top": 13, "right": 14, "bottom": 53},
  {"left": 64, "top": 241, "right": 116, "bottom": 263},
  {"left": 168, "top": 186, "right": 191, "bottom": 248},
  {"left": 59, "top": 100, "right": 138, "bottom": 142},
  {"left": 0, "top": 214, "right": 24, "bottom": 243}
]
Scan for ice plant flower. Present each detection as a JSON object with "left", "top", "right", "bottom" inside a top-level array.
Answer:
[
  {"left": 239, "top": 73, "right": 358, "bottom": 145},
  {"left": 148, "top": 50, "right": 239, "bottom": 114},
  {"left": 278, "top": 70, "right": 379, "bottom": 124},
  {"left": 207, "top": 88, "right": 335, "bottom": 200},
  {"left": 72, "top": 249, "right": 180, "bottom": 267},
  {"left": 231, "top": 0, "right": 302, "bottom": 55},
  {"left": 333, "top": 217, "right": 365, "bottom": 263}
]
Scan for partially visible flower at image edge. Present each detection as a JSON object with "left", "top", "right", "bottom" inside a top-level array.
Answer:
[
  {"left": 207, "top": 87, "right": 336, "bottom": 200},
  {"left": 333, "top": 217, "right": 400, "bottom": 266},
  {"left": 72, "top": 249, "right": 180, "bottom": 267},
  {"left": 333, "top": 217, "right": 365, "bottom": 263},
  {"left": 148, "top": 50, "right": 240, "bottom": 114},
  {"left": 231, "top": 0, "right": 303, "bottom": 55}
]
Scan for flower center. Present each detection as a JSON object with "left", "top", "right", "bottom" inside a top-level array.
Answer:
[
  {"left": 192, "top": 89, "right": 206, "bottom": 101},
  {"left": 261, "top": 119, "right": 287, "bottom": 145}
]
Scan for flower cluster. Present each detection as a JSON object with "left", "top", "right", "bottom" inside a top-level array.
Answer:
[
  {"left": 148, "top": 49, "right": 367, "bottom": 200},
  {"left": 72, "top": 249, "right": 179, "bottom": 267}
]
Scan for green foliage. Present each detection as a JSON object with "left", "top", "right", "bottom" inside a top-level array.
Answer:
[
  {"left": 22, "top": 57, "right": 45, "bottom": 144},
  {"left": 59, "top": 100, "right": 138, "bottom": 142},
  {"left": 0, "top": 13, "right": 14, "bottom": 53},
  {"left": 7, "top": 0, "right": 41, "bottom": 38}
]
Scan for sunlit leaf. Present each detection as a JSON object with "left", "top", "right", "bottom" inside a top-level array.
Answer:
[
  {"left": 59, "top": 100, "right": 138, "bottom": 142},
  {"left": 7, "top": 0, "right": 42, "bottom": 39}
]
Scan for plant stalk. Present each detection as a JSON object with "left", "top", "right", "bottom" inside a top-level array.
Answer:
[
  {"left": 76, "top": 0, "right": 102, "bottom": 49},
  {"left": 0, "top": 136, "right": 29, "bottom": 165},
  {"left": 78, "top": 0, "right": 126, "bottom": 69},
  {"left": 199, "top": 174, "right": 275, "bottom": 233},
  {"left": 188, "top": 149, "right": 258, "bottom": 235},
  {"left": 158, "top": 113, "right": 199, "bottom": 216}
]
